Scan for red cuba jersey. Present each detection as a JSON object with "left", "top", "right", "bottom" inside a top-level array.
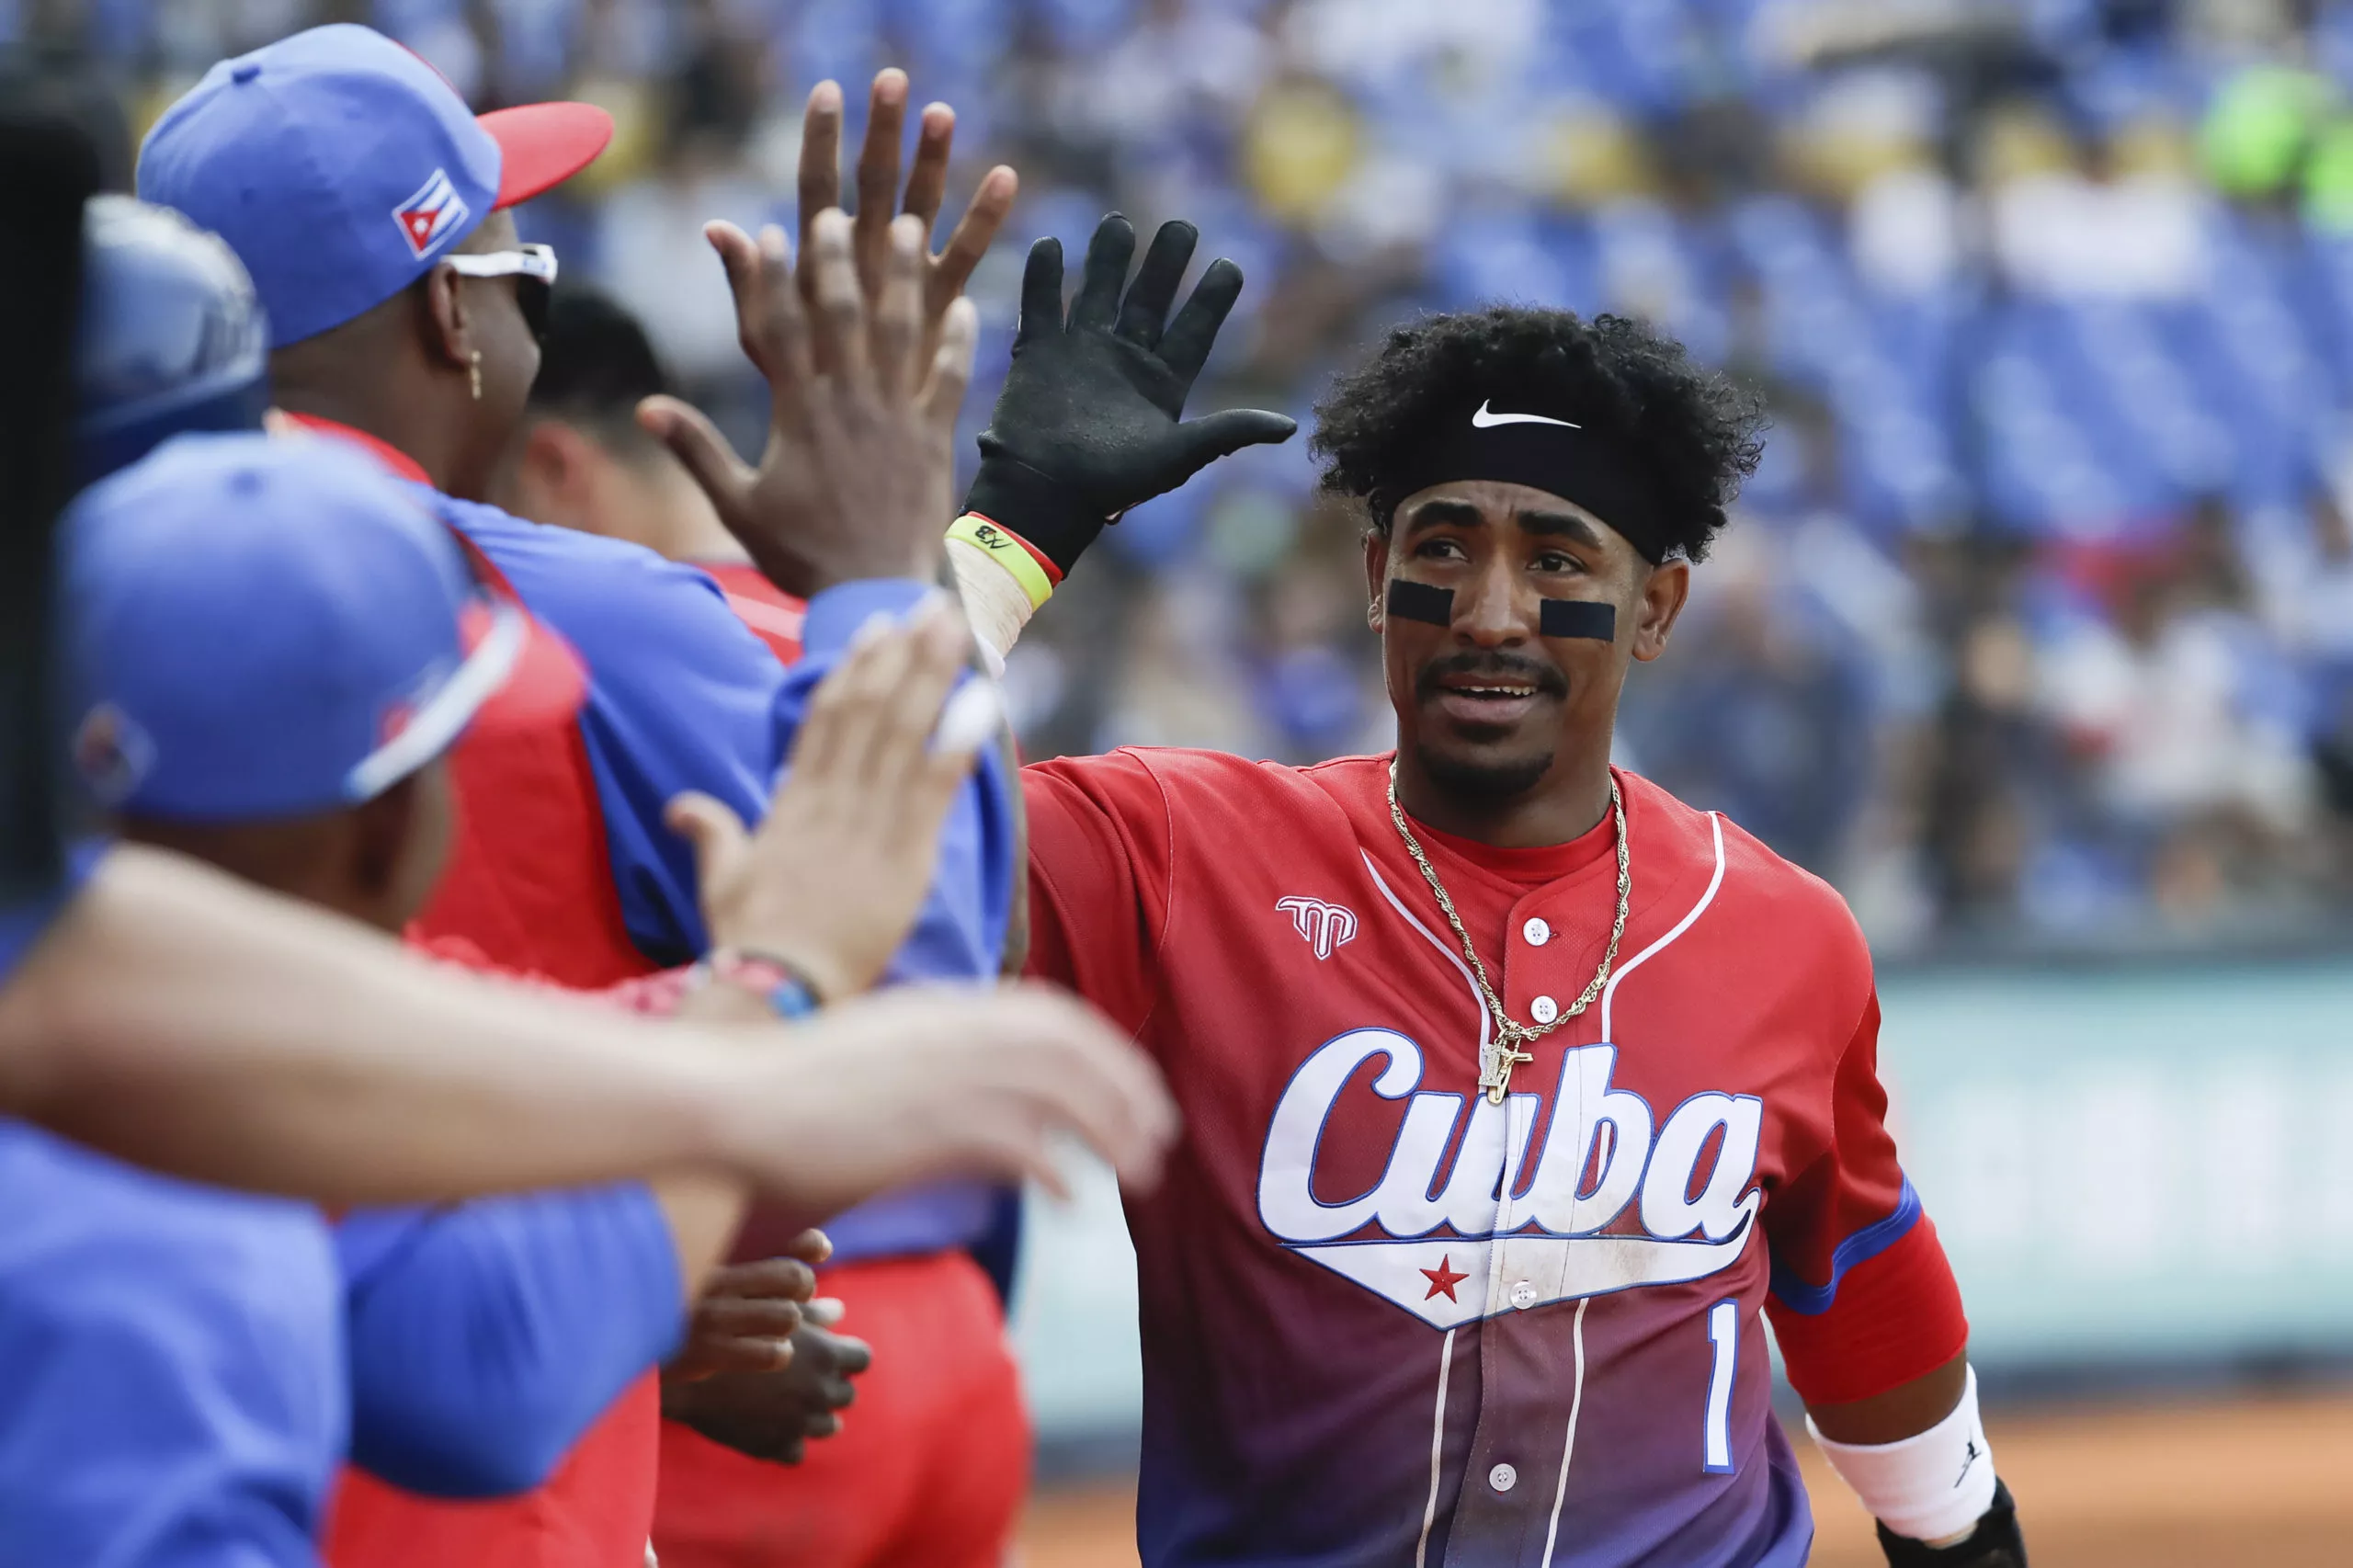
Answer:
[{"left": 1024, "top": 751, "right": 1966, "bottom": 1568}]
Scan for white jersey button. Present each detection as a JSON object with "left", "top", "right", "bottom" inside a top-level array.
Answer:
[
  {"left": 1508, "top": 1279, "right": 1538, "bottom": 1310},
  {"left": 1521, "top": 917, "right": 1552, "bottom": 946},
  {"left": 1529, "top": 994, "right": 1559, "bottom": 1025},
  {"left": 1489, "top": 1462, "right": 1518, "bottom": 1494}
]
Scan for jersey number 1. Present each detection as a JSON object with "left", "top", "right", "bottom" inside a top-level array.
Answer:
[{"left": 1701, "top": 1299, "right": 1738, "bottom": 1472}]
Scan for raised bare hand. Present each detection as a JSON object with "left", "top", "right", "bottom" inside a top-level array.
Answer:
[
  {"left": 799, "top": 69, "right": 1017, "bottom": 358},
  {"left": 638, "top": 207, "right": 977, "bottom": 596},
  {"left": 666, "top": 597, "right": 997, "bottom": 1003}
]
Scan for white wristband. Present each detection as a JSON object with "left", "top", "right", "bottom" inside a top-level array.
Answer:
[
  {"left": 1807, "top": 1366, "right": 1996, "bottom": 1545},
  {"left": 947, "top": 535, "right": 1037, "bottom": 664}
]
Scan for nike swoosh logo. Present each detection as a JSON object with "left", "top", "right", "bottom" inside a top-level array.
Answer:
[{"left": 1472, "top": 400, "right": 1580, "bottom": 430}]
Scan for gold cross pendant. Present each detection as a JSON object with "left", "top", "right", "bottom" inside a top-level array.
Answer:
[{"left": 1478, "top": 1028, "right": 1536, "bottom": 1105}]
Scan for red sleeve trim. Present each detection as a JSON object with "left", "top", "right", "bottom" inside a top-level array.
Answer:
[{"left": 1768, "top": 1215, "right": 1968, "bottom": 1406}]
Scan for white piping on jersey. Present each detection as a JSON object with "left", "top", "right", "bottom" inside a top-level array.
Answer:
[
  {"left": 1526, "top": 812, "right": 1715, "bottom": 1564},
  {"left": 1361, "top": 846, "right": 1519, "bottom": 1358},
  {"left": 1358, "top": 851, "right": 1492, "bottom": 1054},
  {"left": 1362, "top": 823, "right": 1720, "bottom": 1563},
  {"left": 1598, "top": 812, "right": 1726, "bottom": 1040},
  {"left": 1538, "top": 1298, "right": 1592, "bottom": 1568},
  {"left": 1413, "top": 1327, "right": 1457, "bottom": 1568},
  {"left": 1363, "top": 849, "right": 1489, "bottom": 1565}
]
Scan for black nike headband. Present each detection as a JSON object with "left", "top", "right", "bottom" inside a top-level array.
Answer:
[{"left": 1378, "top": 400, "right": 1670, "bottom": 565}]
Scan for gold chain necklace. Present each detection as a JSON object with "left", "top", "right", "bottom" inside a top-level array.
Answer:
[{"left": 1386, "top": 765, "right": 1631, "bottom": 1105}]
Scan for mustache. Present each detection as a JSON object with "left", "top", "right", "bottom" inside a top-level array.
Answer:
[{"left": 1414, "top": 650, "right": 1570, "bottom": 703}]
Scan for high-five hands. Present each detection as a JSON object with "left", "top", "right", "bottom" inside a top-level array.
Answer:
[
  {"left": 642, "top": 210, "right": 972, "bottom": 597},
  {"left": 642, "top": 66, "right": 1015, "bottom": 597},
  {"left": 796, "top": 68, "right": 1016, "bottom": 358},
  {"left": 962, "top": 214, "right": 1298, "bottom": 578}
]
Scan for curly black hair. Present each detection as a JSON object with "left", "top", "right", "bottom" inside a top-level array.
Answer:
[{"left": 1311, "top": 305, "right": 1766, "bottom": 562}]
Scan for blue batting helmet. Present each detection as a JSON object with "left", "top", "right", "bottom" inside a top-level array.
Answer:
[{"left": 73, "top": 194, "right": 270, "bottom": 487}]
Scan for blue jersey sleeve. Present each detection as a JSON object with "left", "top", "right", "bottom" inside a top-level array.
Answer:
[
  {"left": 335, "top": 1185, "right": 684, "bottom": 1499},
  {"left": 775, "top": 583, "right": 1017, "bottom": 1264},
  {"left": 786, "top": 581, "right": 1017, "bottom": 983},
  {"left": 438, "top": 491, "right": 1013, "bottom": 977},
  {"left": 0, "top": 1124, "right": 343, "bottom": 1568}
]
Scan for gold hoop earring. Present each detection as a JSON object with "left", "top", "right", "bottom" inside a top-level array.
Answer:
[{"left": 469, "top": 350, "right": 483, "bottom": 402}]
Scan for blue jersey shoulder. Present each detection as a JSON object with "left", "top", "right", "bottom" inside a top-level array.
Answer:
[
  {"left": 0, "top": 1121, "right": 342, "bottom": 1567},
  {"left": 422, "top": 492, "right": 783, "bottom": 965}
]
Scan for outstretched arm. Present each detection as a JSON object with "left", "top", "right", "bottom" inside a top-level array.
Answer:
[
  {"left": 0, "top": 845, "right": 744, "bottom": 1203},
  {"left": 0, "top": 845, "right": 1174, "bottom": 1211}
]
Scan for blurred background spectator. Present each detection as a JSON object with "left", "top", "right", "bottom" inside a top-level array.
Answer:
[{"left": 39, "top": 0, "right": 2353, "bottom": 956}]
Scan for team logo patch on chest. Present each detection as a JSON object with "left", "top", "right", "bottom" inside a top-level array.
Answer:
[
  {"left": 1256, "top": 1030, "right": 1760, "bottom": 1328},
  {"left": 1276, "top": 896, "right": 1358, "bottom": 960}
]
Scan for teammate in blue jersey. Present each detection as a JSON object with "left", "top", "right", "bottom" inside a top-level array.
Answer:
[
  {"left": 136, "top": 24, "right": 1015, "bottom": 994},
  {"left": 1, "top": 175, "right": 1166, "bottom": 1568},
  {"left": 131, "top": 29, "right": 1036, "bottom": 1558},
  {"left": 43, "top": 429, "right": 1149, "bottom": 1568},
  {"left": 0, "top": 855, "right": 339, "bottom": 1568}
]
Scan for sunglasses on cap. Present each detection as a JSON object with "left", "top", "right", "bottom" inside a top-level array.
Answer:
[{"left": 439, "top": 243, "right": 559, "bottom": 343}]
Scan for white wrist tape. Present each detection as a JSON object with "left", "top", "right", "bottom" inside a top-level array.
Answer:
[
  {"left": 947, "top": 536, "right": 1037, "bottom": 665},
  {"left": 1807, "top": 1366, "right": 1996, "bottom": 1546},
  {"left": 933, "top": 676, "right": 1006, "bottom": 753}
]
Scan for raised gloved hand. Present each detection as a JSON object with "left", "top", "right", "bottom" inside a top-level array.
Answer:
[{"left": 962, "top": 213, "right": 1296, "bottom": 575}]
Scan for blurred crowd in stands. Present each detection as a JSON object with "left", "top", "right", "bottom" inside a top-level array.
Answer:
[{"left": 47, "top": 0, "right": 2353, "bottom": 951}]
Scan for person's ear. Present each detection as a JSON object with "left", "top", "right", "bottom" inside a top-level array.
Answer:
[
  {"left": 418, "top": 263, "right": 475, "bottom": 375},
  {"left": 1631, "top": 558, "right": 1690, "bottom": 663},
  {"left": 1363, "top": 528, "right": 1390, "bottom": 634},
  {"left": 511, "top": 420, "right": 599, "bottom": 515}
]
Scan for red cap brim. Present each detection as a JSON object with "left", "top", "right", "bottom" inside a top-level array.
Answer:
[
  {"left": 480, "top": 101, "right": 614, "bottom": 210},
  {"left": 457, "top": 598, "right": 586, "bottom": 738}
]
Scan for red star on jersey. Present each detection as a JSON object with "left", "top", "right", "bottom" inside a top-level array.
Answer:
[{"left": 1420, "top": 1256, "right": 1467, "bottom": 1302}]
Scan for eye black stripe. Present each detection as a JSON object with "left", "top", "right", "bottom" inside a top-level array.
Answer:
[
  {"left": 1385, "top": 579, "right": 1453, "bottom": 626},
  {"left": 1540, "top": 599, "right": 1614, "bottom": 641}
]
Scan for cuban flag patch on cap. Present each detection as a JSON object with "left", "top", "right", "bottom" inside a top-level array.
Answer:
[{"left": 392, "top": 167, "right": 470, "bottom": 258}]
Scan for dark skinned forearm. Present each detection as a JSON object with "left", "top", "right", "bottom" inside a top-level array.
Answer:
[{"left": 1805, "top": 1349, "right": 1969, "bottom": 1445}]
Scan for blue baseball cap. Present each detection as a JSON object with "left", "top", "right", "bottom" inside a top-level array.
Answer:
[
  {"left": 63, "top": 433, "right": 579, "bottom": 822},
  {"left": 136, "top": 24, "right": 611, "bottom": 347},
  {"left": 74, "top": 196, "right": 271, "bottom": 488}
]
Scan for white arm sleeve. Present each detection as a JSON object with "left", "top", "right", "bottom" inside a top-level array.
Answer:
[{"left": 1807, "top": 1365, "right": 1998, "bottom": 1546}]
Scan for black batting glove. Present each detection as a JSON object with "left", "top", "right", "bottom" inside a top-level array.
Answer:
[
  {"left": 1878, "top": 1479, "right": 2027, "bottom": 1568},
  {"left": 962, "top": 213, "right": 1296, "bottom": 575}
]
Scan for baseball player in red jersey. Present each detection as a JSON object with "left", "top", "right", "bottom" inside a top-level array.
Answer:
[{"left": 928, "top": 222, "right": 2030, "bottom": 1567}]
